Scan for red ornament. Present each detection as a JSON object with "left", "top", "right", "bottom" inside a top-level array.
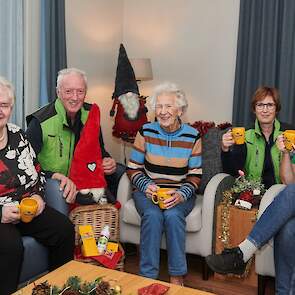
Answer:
[
  {"left": 114, "top": 201, "right": 121, "bottom": 210},
  {"left": 190, "top": 121, "right": 215, "bottom": 137},
  {"left": 239, "top": 190, "right": 253, "bottom": 203},
  {"left": 217, "top": 122, "right": 232, "bottom": 130}
]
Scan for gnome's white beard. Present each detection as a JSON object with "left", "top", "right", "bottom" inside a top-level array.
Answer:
[{"left": 119, "top": 93, "right": 140, "bottom": 119}]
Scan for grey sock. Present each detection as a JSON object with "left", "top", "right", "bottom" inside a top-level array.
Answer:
[{"left": 239, "top": 239, "right": 258, "bottom": 262}]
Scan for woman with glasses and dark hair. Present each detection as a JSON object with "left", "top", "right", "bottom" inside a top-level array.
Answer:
[
  {"left": 221, "top": 86, "right": 291, "bottom": 189},
  {"left": 206, "top": 86, "right": 295, "bottom": 294}
]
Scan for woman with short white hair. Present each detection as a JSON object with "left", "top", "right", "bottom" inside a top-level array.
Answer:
[{"left": 127, "top": 82, "right": 202, "bottom": 285}]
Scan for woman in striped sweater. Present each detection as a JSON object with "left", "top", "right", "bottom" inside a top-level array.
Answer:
[{"left": 127, "top": 82, "right": 202, "bottom": 285}]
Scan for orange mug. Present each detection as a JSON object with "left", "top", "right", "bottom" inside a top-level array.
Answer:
[
  {"left": 152, "top": 188, "right": 173, "bottom": 209},
  {"left": 283, "top": 130, "right": 295, "bottom": 151},
  {"left": 19, "top": 198, "right": 38, "bottom": 223},
  {"left": 232, "top": 127, "right": 245, "bottom": 145}
]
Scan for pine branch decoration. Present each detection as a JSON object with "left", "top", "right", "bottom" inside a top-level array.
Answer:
[{"left": 31, "top": 276, "right": 121, "bottom": 295}]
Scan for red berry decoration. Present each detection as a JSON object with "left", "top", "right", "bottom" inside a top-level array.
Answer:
[{"left": 239, "top": 190, "right": 253, "bottom": 203}]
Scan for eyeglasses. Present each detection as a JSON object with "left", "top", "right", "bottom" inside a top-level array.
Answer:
[
  {"left": 255, "top": 103, "right": 276, "bottom": 110},
  {"left": 62, "top": 88, "right": 86, "bottom": 97}
]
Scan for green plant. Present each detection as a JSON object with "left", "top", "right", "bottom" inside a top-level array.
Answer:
[{"left": 231, "top": 175, "right": 265, "bottom": 195}]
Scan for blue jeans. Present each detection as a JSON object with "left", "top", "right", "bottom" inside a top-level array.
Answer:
[
  {"left": 248, "top": 184, "right": 295, "bottom": 295},
  {"left": 133, "top": 190, "right": 195, "bottom": 279}
]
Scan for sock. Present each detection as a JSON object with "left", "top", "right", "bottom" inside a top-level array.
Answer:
[{"left": 238, "top": 239, "right": 258, "bottom": 262}]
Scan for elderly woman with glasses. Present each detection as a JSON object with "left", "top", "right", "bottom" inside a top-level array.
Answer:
[
  {"left": 0, "top": 76, "right": 74, "bottom": 295},
  {"left": 221, "top": 86, "right": 292, "bottom": 189},
  {"left": 127, "top": 82, "right": 202, "bottom": 285}
]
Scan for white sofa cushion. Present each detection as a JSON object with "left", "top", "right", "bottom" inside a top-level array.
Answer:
[{"left": 122, "top": 195, "right": 203, "bottom": 233}]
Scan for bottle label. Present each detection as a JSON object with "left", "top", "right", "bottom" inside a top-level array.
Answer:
[
  {"left": 97, "top": 235, "right": 109, "bottom": 254},
  {"left": 98, "top": 236, "right": 108, "bottom": 245}
]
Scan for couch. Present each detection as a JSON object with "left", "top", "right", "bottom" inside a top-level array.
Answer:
[
  {"left": 116, "top": 127, "right": 234, "bottom": 279},
  {"left": 18, "top": 179, "right": 69, "bottom": 285}
]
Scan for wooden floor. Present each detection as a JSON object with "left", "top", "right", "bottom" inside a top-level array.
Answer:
[{"left": 123, "top": 246, "right": 275, "bottom": 295}]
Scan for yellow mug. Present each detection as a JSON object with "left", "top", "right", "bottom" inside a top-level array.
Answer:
[
  {"left": 152, "top": 188, "right": 173, "bottom": 210},
  {"left": 283, "top": 130, "right": 295, "bottom": 151},
  {"left": 19, "top": 198, "right": 38, "bottom": 223},
  {"left": 232, "top": 127, "right": 245, "bottom": 145}
]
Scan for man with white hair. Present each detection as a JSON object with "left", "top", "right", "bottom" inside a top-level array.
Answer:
[{"left": 26, "top": 68, "right": 124, "bottom": 204}]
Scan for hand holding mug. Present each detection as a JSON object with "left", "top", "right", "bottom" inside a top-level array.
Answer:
[
  {"left": 30, "top": 194, "right": 45, "bottom": 216},
  {"left": 164, "top": 192, "right": 184, "bottom": 210},
  {"left": 221, "top": 130, "right": 235, "bottom": 152},
  {"left": 276, "top": 134, "right": 288, "bottom": 153},
  {"left": 19, "top": 197, "right": 38, "bottom": 223},
  {"left": 145, "top": 184, "right": 159, "bottom": 199},
  {"left": 231, "top": 127, "right": 245, "bottom": 145},
  {"left": 1, "top": 203, "right": 20, "bottom": 223},
  {"left": 152, "top": 188, "right": 175, "bottom": 209},
  {"left": 282, "top": 130, "right": 295, "bottom": 152}
]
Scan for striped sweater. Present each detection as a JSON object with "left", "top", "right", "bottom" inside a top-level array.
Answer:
[{"left": 127, "top": 122, "right": 202, "bottom": 200}]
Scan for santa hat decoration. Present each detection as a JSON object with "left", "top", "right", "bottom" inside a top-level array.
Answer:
[
  {"left": 112, "top": 43, "right": 139, "bottom": 99},
  {"left": 69, "top": 104, "right": 107, "bottom": 190}
]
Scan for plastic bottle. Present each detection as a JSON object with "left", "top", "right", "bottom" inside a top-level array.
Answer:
[{"left": 97, "top": 225, "right": 110, "bottom": 254}]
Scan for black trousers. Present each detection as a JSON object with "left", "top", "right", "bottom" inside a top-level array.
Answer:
[{"left": 0, "top": 206, "right": 75, "bottom": 295}]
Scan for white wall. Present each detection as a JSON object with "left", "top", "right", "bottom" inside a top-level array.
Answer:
[
  {"left": 65, "top": 0, "right": 124, "bottom": 161},
  {"left": 123, "top": 0, "right": 240, "bottom": 124},
  {"left": 65, "top": 0, "right": 240, "bottom": 162}
]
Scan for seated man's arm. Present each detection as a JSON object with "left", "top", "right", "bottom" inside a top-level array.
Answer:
[
  {"left": 26, "top": 117, "right": 76, "bottom": 203},
  {"left": 51, "top": 172, "right": 77, "bottom": 203}
]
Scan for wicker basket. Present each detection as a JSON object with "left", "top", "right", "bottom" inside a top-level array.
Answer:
[{"left": 69, "top": 204, "right": 124, "bottom": 271}]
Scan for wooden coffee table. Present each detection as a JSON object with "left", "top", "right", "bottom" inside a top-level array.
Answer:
[{"left": 14, "top": 260, "right": 215, "bottom": 295}]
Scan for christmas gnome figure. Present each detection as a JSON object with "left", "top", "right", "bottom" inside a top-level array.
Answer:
[
  {"left": 110, "top": 43, "right": 148, "bottom": 141},
  {"left": 69, "top": 103, "right": 107, "bottom": 204}
]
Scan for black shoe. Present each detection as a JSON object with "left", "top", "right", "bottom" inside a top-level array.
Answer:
[{"left": 205, "top": 247, "right": 247, "bottom": 275}]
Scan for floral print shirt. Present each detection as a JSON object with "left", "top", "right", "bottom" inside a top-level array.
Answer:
[{"left": 0, "top": 124, "right": 45, "bottom": 219}]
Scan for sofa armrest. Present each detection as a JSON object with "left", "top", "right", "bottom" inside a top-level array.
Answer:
[
  {"left": 201, "top": 173, "right": 234, "bottom": 221},
  {"left": 116, "top": 173, "right": 132, "bottom": 206},
  {"left": 200, "top": 173, "right": 234, "bottom": 254}
]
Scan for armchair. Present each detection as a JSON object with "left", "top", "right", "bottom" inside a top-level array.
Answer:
[
  {"left": 255, "top": 184, "right": 286, "bottom": 295},
  {"left": 18, "top": 179, "right": 69, "bottom": 285},
  {"left": 116, "top": 127, "right": 234, "bottom": 279}
]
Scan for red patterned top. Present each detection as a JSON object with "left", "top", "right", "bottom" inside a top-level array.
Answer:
[{"left": 0, "top": 124, "right": 45, "bottom": 217}]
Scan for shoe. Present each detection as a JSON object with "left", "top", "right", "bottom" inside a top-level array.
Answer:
[
  {"left": 170, "top": 275, "right": 183, "bottom": 286},
  {"left": 205, "top": 247, "right": 247, "bottom": 275}
]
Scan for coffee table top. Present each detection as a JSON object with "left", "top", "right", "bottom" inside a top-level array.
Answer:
[{"left": 14, "top": 260, "right": 215, "bottom": 295}]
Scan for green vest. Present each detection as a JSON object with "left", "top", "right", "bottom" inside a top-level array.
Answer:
[
  {"left": 37, "top": 99, "right": 89, "bottom": 176},
  {"left": 244, "top": 118, "right": 282, "bottom": 184}
]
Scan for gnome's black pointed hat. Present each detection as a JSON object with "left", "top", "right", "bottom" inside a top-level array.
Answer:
[{"left": 112, "top": 44, "right": 139, "bottom": 99}]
